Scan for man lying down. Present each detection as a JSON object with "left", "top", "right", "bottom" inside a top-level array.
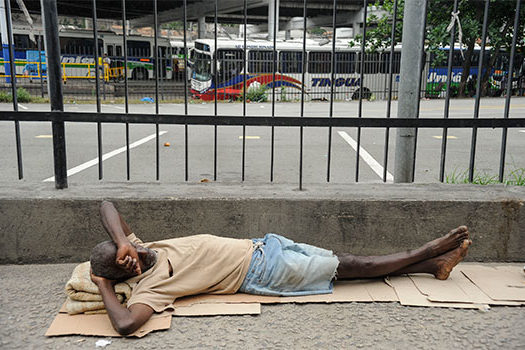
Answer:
[{"left": 90, "top": 201, "right": 472, "bottom": 335}]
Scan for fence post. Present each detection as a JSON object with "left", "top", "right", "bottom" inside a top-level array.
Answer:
[
  {"left": 393, "top": 0, "right": 426, "bottom": 182},
  {"left": 41, "top": 0, "right": 67, "bottom": 189}
]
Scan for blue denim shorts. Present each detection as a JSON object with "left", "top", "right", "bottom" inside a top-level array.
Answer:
[{"left": 238, "top": 233, "right": 340, "bottom": 296}]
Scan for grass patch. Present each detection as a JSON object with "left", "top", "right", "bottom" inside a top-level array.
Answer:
[{"left": 445, "top": 167, "right": 525, "bottom": 186}]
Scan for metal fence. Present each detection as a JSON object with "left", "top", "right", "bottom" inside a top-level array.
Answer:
[{"left": 0, "top": 0, "right": 524, "bottom": 189}]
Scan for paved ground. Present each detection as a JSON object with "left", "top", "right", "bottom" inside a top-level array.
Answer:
[
  {"left": 1, "top": 98, "right": 524, "bottom": 185},
  {"left": 1, "top": 263, "right": 524, "bottom": 349}
]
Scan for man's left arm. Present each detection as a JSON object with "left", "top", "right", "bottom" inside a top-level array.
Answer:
[{"left": 91, "top": 274, "right": 154, "bottom": 336}]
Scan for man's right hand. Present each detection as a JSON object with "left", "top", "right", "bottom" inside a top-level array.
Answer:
[{"left": 116, "top": 243, "right": 141, "bottom": 275}]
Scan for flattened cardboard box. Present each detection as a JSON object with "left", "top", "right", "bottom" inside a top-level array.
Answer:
[{"left": 47, "top": 279, "right": 397, "bottom": 337}]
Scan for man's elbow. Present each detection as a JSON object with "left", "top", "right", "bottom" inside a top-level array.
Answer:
[{"left": 115, "top": 321, "right": 138, "bottom": 336}]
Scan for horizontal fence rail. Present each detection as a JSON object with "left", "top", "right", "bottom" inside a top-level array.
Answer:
[{"left": 1, "top": 112, "right": 525, "bottom": 129}]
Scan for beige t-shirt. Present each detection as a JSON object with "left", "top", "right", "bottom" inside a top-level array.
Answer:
[{"left": 126, "top": 233, "right": 253, "bottom": 312}]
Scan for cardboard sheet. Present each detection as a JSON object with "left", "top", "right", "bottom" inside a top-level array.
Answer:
[
  {"left": 461, "top": 265, "right": 525, "bottom": 302},
  {"left": 45, "top": 312, "right": 172, "bottom": 338},
  {"left": 172, "top": 279, "right": 398, "bottom": 308},
  {"left": 388, "top": 276, "right": 484, "bottom": 309},
  {"left": 410, "top": 269, "right": 523, "bottom": 306},
  {"left": 173, "top": 303, "right": 261, "bottom": 316}
]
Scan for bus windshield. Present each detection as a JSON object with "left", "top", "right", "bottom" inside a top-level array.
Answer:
[{"left": 194, "top": 52, "right": 212, "bottom": 81}]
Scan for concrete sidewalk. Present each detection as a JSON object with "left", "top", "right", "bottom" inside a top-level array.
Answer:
[{"left": 1, "top": 263, "right": 524, "bottom": 349}]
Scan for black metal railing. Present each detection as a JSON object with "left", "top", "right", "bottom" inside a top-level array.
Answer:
[{"left": 0, "top": 0, "right": 524, "bottom": 190}]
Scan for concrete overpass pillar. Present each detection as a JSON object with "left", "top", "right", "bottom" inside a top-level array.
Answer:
[
  {"left": 268, "top": 0, "right": 280, "bottom": 41},
  {"left": 197, "top": 16, "right": 206, "bottom": 38}
]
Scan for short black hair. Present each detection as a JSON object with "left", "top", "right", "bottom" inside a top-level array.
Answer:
[{"left": 90, "top": 241, "right": 131, "bottom": 281}]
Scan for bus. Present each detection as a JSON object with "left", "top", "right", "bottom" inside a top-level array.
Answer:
[
  {"left": 426, "top": 45, "right": 525, "bottom": 98},
  {"left": 0, "top": 27, "right": 177, "bottom": 82},
  {"left": 190, "top": 38, "right": 402, "bottom": 101},
  {"left": 170, "top": 39, "right": 193, "bottom": 80}
]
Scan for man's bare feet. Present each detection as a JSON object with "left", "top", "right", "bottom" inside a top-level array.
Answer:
[
  {"left": 424, "top": 226, "right": 469, "bottom": 258},
  {"left": 433, "top": 239, "right": 472, "bottom": 280}
]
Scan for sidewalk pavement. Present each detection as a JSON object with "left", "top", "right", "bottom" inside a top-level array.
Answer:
[{"left": 1, "top": 263, "right": 524, "bottom": 350}]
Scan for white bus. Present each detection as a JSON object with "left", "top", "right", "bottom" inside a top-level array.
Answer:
[
  {"left": 190, "top": 38, "right": 402, "bottom": 101},
  {"left": 0, "top": 27, "right": 176, "bottom": 81}
]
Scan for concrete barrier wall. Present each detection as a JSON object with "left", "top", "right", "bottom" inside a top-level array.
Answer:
[{"left": 0, "top": 183, "right": 523, "bottom": 263}]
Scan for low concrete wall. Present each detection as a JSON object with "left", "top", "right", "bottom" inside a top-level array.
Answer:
[{"left": 0, "top": 183, "right": 523, "bottom": 263}]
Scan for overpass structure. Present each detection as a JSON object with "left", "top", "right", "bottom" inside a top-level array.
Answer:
[{"left": 9, "top": 0, "right": 369, "bottom": 38}]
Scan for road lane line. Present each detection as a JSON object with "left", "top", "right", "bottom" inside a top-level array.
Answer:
[
  {"left": 107, "top": 105, "right": 125, "bottom": 110},
  {"left": 17, "top": 104, "right": 28, "bottom": 110},
  {"left": 337, "top": 131, "right": 394, "bottom": 182},
  {"left": 43, "top": 131, "right": 167, "bottom": 182}
]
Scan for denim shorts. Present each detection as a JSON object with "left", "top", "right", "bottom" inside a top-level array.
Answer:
[{"left": 238, "top": 233, "right": 340, "bottom": 296}]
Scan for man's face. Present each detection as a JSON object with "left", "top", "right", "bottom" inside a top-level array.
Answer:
[{"left": 133, "top": 244, "right": 157, "bottom": 274}]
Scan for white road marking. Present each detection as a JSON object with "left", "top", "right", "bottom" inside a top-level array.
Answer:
[
  {"left": 43, "top": 131, "right": 167, "bottom": 182},
  {"left": 35, "top": 134, "right": 52, "bottom": 138},
  {"left": 519, "top": 130, "right": 525, "bottom": 133},
  {"left": 17, "top": 104, "right": 28, "bottom": 110},
  {"left": 432, "top": 135, "right": 458, "bottom": 139},
  {"left": 239, "top": 136, "right": 260, "bottom": 139},
  {"left": 106, "top": 105, "right": 125, "bottom": 110},
  {"left": 337, "top": 131, "right": 394, "bottom": 182}
]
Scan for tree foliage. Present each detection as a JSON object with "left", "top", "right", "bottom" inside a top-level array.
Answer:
[{"left": 351, "top": 0, "right": 525, "bottom": 97}]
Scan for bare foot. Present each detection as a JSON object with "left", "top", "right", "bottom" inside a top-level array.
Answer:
[
  {"left": 433, "top": 239, "right": 471, "bottom": 280},
  {"left": 424, "top": 226, "right": 469, "bottom": 258}
]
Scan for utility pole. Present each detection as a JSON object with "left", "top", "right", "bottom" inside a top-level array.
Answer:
[{"left": 393, "top": 0, "right": 427, "bottom": 182}]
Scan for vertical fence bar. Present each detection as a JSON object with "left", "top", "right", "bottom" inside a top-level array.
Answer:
[
  {"left": 439, "top": 0, "right": 459, "bottom": 182},
  {"left": 356, "top": 0, "right": 367, "bottom": 182},
  {"left": 41, "top": 0, "right": 67, "bottom": 188},
  {"left": 468, "top": 0, "right": 490, "bottom": 183},
  {"left": 153, "top": 0, "right": 160, "bottom": 180},
  {"left": 498, "top": 0, "right": 521, "bottom": 182},
  {"left": 183, "top": 0, "right": 189, "bottom": 181},
  {"left": 213, "top": 0, "right": 218, "bottom": 181},
  {"left": 299, "top": 0, "right": 307, "bottom": 190},
  {"left": 242, "top": 0, "right": 247, "bottom": 181},
  {"left": 91, "top": 0, "right": 103, "bottom": 180},
  {"left": 4, "top": 0, "right": 23, "bottom": 179},
  {"left": 411, "top": 0, "right": 428, "bottom": 182},
  {"left": 382, "top": 0, "right": 398, "bottom": 183},
  {"left": 270, "top": 0, "right": 277, "bottom": 182},
  {"left": 121, "top": 0, "right": 130, "bottom": 180},
  {"left": 326, "top": 0, "right": 337, "bottom": 182}
]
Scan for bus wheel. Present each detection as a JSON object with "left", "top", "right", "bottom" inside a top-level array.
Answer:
[
  {"left": 132, "top": 68, "right": 148, "bottom": 80},
  {"left": 352, "top": 87, "right": 371, "bottom": 100}
]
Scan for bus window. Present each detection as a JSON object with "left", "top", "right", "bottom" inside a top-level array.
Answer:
[
  {"left": 107, "top": 45, "right": 114, "bottom": 56},
  {"left": 335, "top": 52, "right": 356, "bottom": 73},
  {"left": 14, "top": 34, "right": 38, "bottom": 50},
  {"left": 452, "top": 50, "right": 463, "bottom": 67},
  {"left": 128, "top": 40, "right": 151, "bottom": 57},
  {"left": 248, "top": 50, "right": 275, "bottom": 73},
  {"left": 380, "top": 52, "right": 401, "bottom": 74},
  {"left": 60, "top": 37, "right": 103, "bottom": 56},
  {"left": 357, "top": 53, "right": 381, "bottom": 74},
  {"left": 280, "top": 51, "right": 303, "bottom": 73},
  {"left": 217, "top": 49, "right": 244, "bottom": 84},
  {"left": 116, "top": 45, "right": 122, "bottom": 56},
  {"left": 308, "top": 52, "right": 331, "bottom": 74}
]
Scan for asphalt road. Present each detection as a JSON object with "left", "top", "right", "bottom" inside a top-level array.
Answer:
[
  {"left": 1, "top": 97, "right": 524, "bottom": 185},
  {"left": 1, "top": 263, "right": 524, "bottom": 349}
]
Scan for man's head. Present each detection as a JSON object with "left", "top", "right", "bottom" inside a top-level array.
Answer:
[{"left": 90, "top": 241, "right": 157, "bottom": 281}]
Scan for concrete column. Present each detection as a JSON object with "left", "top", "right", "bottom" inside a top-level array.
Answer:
[
  {"left": 393, "top": 0, "right": 426, "bottom": 183},
  {"left": 268, "top": 0, "right": 280, "bottom": 41},
  {"left": 197, "top": 16, "right": 206, "bottom": 38}
]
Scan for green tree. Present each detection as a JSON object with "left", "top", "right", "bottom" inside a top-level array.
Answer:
[{"left": 351, "top": 0, "right": 525, "bottom": 97}]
